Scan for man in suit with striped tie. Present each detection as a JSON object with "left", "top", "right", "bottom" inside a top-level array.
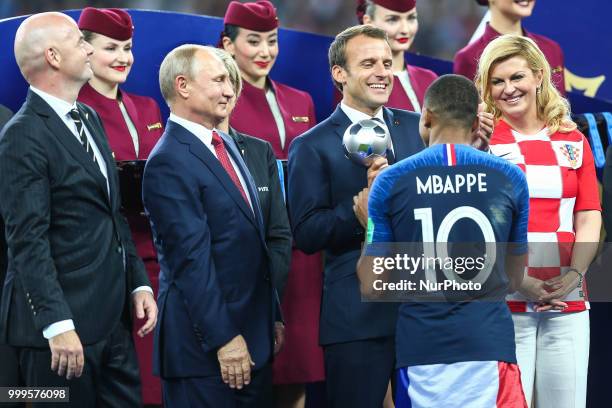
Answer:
[{"left": 0, "top": 12, "right": 157, "bottom": 407}]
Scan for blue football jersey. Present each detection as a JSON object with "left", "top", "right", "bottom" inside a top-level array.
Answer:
[{"left": 366, "top": 143, "right": 529, "bottom": 367}]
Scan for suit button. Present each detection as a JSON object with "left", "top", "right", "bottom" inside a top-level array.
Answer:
[
  {"left": 30, "top": 305, "right": 35, "bottom": 310},
  {"left": 117, "top": 246, "right": 123, "bottom": 254},
  {"left": 28, "top": 298, "right": 32, "bottom": 304}
]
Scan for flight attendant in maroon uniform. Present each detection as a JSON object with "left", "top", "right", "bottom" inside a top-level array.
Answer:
[
  {"left": 77, "top": 8, "right": 164, "bottom": 405},
  {"left": 221, "top": 2, "right": 323, "bottom": 407},
  {"left": 356, "top": 0, "right": 437, "bottom": 112},
  {"left": 454, "top": 0, "right": 565, "bottom": 95}
]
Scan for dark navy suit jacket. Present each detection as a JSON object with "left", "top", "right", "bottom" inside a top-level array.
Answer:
[
  {"left": 143, "top": 120, "right": 275, "bottom": 378},
  {"left": 0, "top": 92, "right": 148, "bottom": 348},
  {"left": 288, "top": 106, "right": 423, "bottom": 345}
]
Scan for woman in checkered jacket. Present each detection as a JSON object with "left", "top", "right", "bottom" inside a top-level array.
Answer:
[{"left": 476, "top": 34, "right": 601, "bottom": 408}]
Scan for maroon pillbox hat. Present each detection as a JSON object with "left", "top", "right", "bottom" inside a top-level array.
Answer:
[
  {"left": 357, "top": 0, "right": 417, "bottom": 24},
  {"left": 78, "top": 7, "right": 134, "bottom": 41},
  {"left": 223, "top": 1, "right": 279, "bottom": 32}
]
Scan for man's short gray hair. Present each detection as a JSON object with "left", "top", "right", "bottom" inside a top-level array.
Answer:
[{"left": 158, "top": 44, "right": 216, "bottom": 104}]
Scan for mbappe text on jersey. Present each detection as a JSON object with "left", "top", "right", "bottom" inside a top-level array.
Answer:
[{"left": 416, "top": 173, "right": 487, "bottom": 194}]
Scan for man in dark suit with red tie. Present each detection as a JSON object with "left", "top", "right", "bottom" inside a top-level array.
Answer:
[
  {"left": 0, "top": 12, "right": 157, "bottom": 407},
  {"left": 143, "top": 44, "right": 279, "bottom": 407}
]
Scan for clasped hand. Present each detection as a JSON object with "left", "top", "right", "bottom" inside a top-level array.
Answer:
[
  {"left": 519, "top": 273, "right": 580, "bottom": 312},
  {"left": 217, "top": 334, "right": 255, "bottom": 390}
]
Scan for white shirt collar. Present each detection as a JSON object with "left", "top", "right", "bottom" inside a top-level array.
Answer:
[
  {"left": 340, "top": 101, "right": 385, "bottom": 125},
  {"left": 30, "top": 86, "right": 77, "bottom": 119},
  {"left": 169, "top": 113, "right": 217, "bottom": 147}
]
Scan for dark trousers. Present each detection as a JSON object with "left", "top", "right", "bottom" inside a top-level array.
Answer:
[
  {"left": 18, "top": 321, "right": 141, "bottom": 408},
  {"left": 162, "top": 363, "right": 273, "bottom": 408},
  {"left": 0, "top": 343, "right": 24, "bottom": 408},
  {"left": 324, "top": 336, "right": 395, "bottom": 408}
]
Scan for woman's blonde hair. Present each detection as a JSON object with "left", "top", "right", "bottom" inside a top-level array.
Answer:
[
  {"left": 475, "top": 34, "right": 575, "bottom": 134},
  {"left": 212, "top": 47, "right": 242, "bottom": 98}
]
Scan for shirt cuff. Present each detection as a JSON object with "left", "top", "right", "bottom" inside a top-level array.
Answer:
[
  {"left": 42, "top": 319, "right": 75, "bottom": 339},
  {"left": 131, "top": 286, "right": 153, "bottom": 295}
]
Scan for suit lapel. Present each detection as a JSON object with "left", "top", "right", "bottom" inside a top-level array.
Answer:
[
  {"left": 78, "top": 105, "right": 117, "bottom": 210},
  {"left": 220, "top": 131, "right": 266, "bottom": 239},
  {"left": 29, "top": 92, "right": 110, "bottom": 205},
  {"left": 330, "top": 106, "right": 352, "bottom": 141},
  {"left": 384, "top": 107, "right": 410, "bottom": 163},
  {"left": 170, "top": 123, "right": 259, "bottom": 230}
]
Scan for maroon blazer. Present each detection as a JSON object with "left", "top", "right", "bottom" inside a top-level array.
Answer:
[
  {"left": 387, "top": 64, "right": 438, "bottom": 111},
  {"left": 230, "top": 79, "right": 316, "bottom": 159},
  {"left": 333, "top": 64, "right": 438, "bottom": 112},
  {"left": 78, "top": 82, "right": 164, "bottom": 161},
  {"left": 453, "top": 23, "right": 566, "bottom": 95}
]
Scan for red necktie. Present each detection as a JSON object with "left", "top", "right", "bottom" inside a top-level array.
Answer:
[{"left": 211, "top": 131, "right": 250, "bottom": 206}]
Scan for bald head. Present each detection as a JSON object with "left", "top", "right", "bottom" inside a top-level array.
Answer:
[{"left": 15, "top": 13, "right": 73, "bottom": 81}]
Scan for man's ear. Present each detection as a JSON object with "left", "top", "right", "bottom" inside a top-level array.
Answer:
[
  {"left": 422, "top": 107, "right": 433, "bottom": 129},
  {"left": 45, "top": 47, "right": 61, "bottom": 69},
  {"left": 174, "top": 75, "right": 189, "bottom": 99},
  {"left": 331, "top": 65, "right": 347, "bottom": 89},
  {"left": 471, "top": 114, "right": 479, "bottom": 133},
  {"left": 362, "top": 15, "right": 372, "bottom": 25}
]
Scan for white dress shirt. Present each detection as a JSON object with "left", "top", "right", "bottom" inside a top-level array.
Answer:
[
  {"left": 118, "top": 99, "right": 140, "bottom": 156},
  {"left": 30, "top": 86, "right": 110, "bottom": 195},
  {"left": 169, "top": 113, "right": 253, "bottom": 211},
  {"left": 265, "top": 88, "right": 287, "bottom": 150},
  {"left": 395, "top": 70, "right": 421, "bottom": 113},
  {"left": 30, "top": 87, "right": 152, "bottom": 339},
  {"left": 340, "top": 101, "right": 395, "bottom": 154}
]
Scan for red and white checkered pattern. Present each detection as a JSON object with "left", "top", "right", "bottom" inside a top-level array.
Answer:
[{"left": 490, "top": 120, "right": 601, "bottom": 313}]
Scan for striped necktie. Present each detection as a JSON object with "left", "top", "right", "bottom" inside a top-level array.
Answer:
[{"left": 68, "top": 108, "right": 96, "bottom": 164}]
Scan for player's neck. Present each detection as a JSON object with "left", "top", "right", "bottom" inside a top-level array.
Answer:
[{"left": 428, "top": 126, "right": 473, "bottom": 146}]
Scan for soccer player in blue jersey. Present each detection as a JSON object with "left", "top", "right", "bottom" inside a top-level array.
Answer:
[{"left": 358, "top": 74, "right": 530, "bottom": 407}]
